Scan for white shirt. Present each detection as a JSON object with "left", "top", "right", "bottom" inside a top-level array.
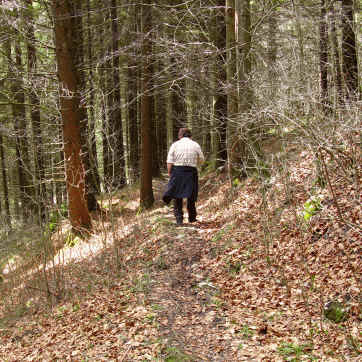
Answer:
[{"left": 167, "top": 137, "right": 204, "bottom": 167}]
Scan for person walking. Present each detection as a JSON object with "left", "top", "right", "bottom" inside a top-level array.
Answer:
[{"left": 163, "top": 128, "right": 205, "bottom": 225}]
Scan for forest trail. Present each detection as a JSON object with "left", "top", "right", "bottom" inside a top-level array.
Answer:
[
  {"left": 138, "top": 177, "right": 237, "bottom": 359},
  {"left": 144, "top": 222, "right": 236, "bottom": 360},
  {"left": 0, "top": 164, "right": 360, "bottom": 361}
]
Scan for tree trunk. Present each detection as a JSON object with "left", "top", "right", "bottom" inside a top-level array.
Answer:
[
  {"left": 26, "top": 0, "right": 46, "bottom": 223},
  {"left": 155, "top": 76, "right": 167, "bottom": 172},
  {"left": 12, "top": 34, "right": 34, "bottom": 220},
  {"left": 53, "top": 0, "right": 91, "bottom": 230},
  {"left": 225, "top": 0, "right": 239, "bottom": 176},
  {"left": 292, "top": 0, "right": 306, "bottom": 94},
  {"left": 109, "top": 0, "right": 125, "bottom": 189},
  {"left": 0, "top": 132, "right": 11, "bottom": 230},
  {"left": 170, "top": 57, "right": 187, "bottom": 141},
  {"left": 127, "top": 62, "right": 140, "bottom": 184},
  {"left": 86, "top": 0, "right": 101, "bottom": 195},
  {"left": 319, "top": 0, "right": 329, "bottom": 110},
  {"left": 267, "top": 3, "right": 278, "bottom": 103},
  {"left": 341, "top": 0, "right": 358, "bottom": 100},
  {"left": 211, "top": 0, "right": 227, "bottom": 169},
  {"left": 140, "top": 0, "right": 154, "bottom": 209},
  {"left": 239, "top": 0, "right": 253, "bottom": 113},
  {"left": 330, "top": 2, "right": 343, "bottom": 105},
  {"left": 72, "top": 0, "right": 99, "bottom": 211},
  {"left": 239, "top": 0, "right": 259, "bottom": 176},
  {"left": 151, "top": 87, "right": 161, "bottom": 178}
]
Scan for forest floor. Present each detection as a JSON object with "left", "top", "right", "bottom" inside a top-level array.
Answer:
[{"left": 0, "top": 148, "right": 360, "bottom": 361}]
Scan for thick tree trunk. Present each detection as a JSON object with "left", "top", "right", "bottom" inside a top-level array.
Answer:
[
  {"left": 140, "top": 0, "right": 154, "bottom": 209},
  {"left": 53, "top": 0, "right": 91, "bottom": 230},
  {"left": 341, "top": 0, "right": 358, "bottom": 99}
]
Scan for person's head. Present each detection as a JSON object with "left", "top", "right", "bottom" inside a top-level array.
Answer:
[{"left": 178, "top": 128, "right": 192, "bottom": 139}]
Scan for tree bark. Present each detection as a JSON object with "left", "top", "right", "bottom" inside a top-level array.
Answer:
[
  {"left": 225, "top": 0, "right": 239, "bottom": 176},
  {"left": 341, "top": 0, "right": 358, "bottom": 99},
  {"left": 319, "top": 0, "right": 329, "bottom": 110},
  {"left": 109, "top": 0, "right": 126, "bottom": 189},
  {"left": 12, "top": 27, "right": 34, "bottom": 220},
  {"left": 86, "top": 0, "right": 101, "bottom": 195},
  {"left": 170, "top": 57, "right": 187, "bottom": 142},
  {"left": 53, "top": 0, "right": 91, "bottom": 230},
  {"left": 26, "top": 0, "right": 46, "bottom": 223},
  {"left": 267, "top": 3, "right": 278, "bottom": 103},
  {"left": 292, "top": 0, "right": 306, "bottom": 93},
  {"left": 211, "top": 0, "right": 227, "bottom": 169},
  {"left": 72, "top": 0, "right": 99, "bottom": 211},
  {"left": 140, "top": 0, "right": 154, "bottom": 209},
  {"left": 330, "top": 2, "right": 343, "bottom": 105},
  {"left": 0, "top": 132, "right": 11, "bottom": 229},
  {"left": 127, "top": 61, "right": 140, "bottom": 183}
]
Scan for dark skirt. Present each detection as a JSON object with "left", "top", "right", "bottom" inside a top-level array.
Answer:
[{"left": 162, "top": 166, "right": 198, "bottom": 204}]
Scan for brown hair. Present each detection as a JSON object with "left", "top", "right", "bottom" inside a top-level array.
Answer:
[{"left": 178, "top": 128, "right": 192, "bottom": 138}]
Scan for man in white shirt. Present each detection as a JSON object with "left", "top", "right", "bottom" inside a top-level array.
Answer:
[{"left": 163, "top": 128, "right": 205, "bottom": 225}]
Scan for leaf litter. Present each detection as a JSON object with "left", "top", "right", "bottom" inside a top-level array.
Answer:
[{"left": 0, "top": 149, "right": 360, "bottom": 361}]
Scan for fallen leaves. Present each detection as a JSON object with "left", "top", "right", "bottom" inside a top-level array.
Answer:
[{"left": 0, "top": 147, "right": 361, "bottom": 360}]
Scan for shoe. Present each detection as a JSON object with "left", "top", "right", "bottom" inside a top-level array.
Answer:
[
  {"left": 176, "top": 219, "right": 183, "bottom": 225},
  {"left": 189, "top": 219, "right": 197, "bottom": 223}
]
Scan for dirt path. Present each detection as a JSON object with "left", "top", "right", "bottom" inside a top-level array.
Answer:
[{"left": 140, "top": 218, "right": 237, "bottom": 361}]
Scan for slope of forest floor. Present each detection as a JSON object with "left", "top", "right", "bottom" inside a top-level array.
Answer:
[{"left": 0, "top": 148, "right": 360, "bottom": 361}]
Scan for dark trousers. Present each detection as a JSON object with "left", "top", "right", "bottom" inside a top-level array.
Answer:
[{"left": 174, "top": 198, "right": 197, "bottom": 223}]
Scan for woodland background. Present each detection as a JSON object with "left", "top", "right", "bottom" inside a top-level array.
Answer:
[{"left": 0, "top": 0, "right": 360, "bottom": 360}]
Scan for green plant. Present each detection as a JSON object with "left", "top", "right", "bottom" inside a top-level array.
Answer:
[
  {"left": 240, "top": 324, "right": 254, "bottom": 339},
  {"left": 277, "top": 342, "right": 313, "bottom": 360},
  {"left": 145, "top": 313, "right": 156, "bottom": 323},
  {"left": 324, "top": 301, "right": 349, "bottom": 323},
  {"left": 65, "top": 233, "right": 82, "bottom": 248},
  {"left": 212, "top": 225, "right": 232, "bottom": 242},
  {"left": 303, "top": 196, "right": 323, "bottom": 222},
  {"left": 226, "top": 259, "right": 241, "bottom": 275},
  {"left": 151, "top": 304, "right": 163, "bottom": 311},
  {"left": 163, "top": 346, "right": 191, "bottom": 361},
  {"left": 347, "top": 334, "right": 361, "bottom": 355},
  {"left": 211, "top": 297, "right": 224, "bottom": 309},
  {"left": 130, "top": 274, "right": 152, "bottom": 294},
  {"left": 154, "top": 255, "right": 168, "bottom": 270},
  {"left": 56, "top": 306, "right": 67, "bottom": 319}
]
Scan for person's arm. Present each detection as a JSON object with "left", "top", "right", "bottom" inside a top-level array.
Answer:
[
  {"left": 167, "top": 163, "right": 173, "bottom": 176},
  {"left": 166, "top": 144, "right": 175, "bottom": 176},
  {"left": 197, "top": 145, "right": 205, "bottom": 165}
]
